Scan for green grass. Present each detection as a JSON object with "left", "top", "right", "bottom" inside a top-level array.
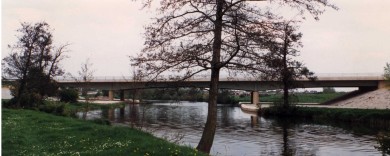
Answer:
[
  {"left": 236, "top": 92, "right": 345, "bottom": 103},
  {"left": 291, "top": 92, "right": 346, "bottom": 103},
  {"left": 23, "top": 100, "right": 129, "bottom": 117},
  {"left": 2, "top": 109, "right": 205, "bottom": 156}
]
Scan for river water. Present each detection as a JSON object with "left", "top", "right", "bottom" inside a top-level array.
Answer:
[
  {"left": 77, "top": 101, "right": 388, "bottom": 156},
  {"left": 1, "top": 87, "right": 12, "bottom": 99}
]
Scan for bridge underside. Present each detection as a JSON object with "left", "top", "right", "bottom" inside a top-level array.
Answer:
[
  {"left": 58, "top": 80, "right": 387, "bottom": 102},
  {"left": 58, "top": 80, "right": 383, "bottom": 91}
]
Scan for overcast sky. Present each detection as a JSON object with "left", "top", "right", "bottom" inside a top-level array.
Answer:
[{"left": 2, "top": 0, "right": 390, "bottom": 77}]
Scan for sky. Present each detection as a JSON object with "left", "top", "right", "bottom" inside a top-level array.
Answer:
[{"left": 2, "top": 0, "right": 390, "bottom": 77}]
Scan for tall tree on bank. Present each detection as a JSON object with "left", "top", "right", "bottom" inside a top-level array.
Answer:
[
  {"left": 385, "top": 63, "right": 390, "bottom": 80},
  {"left": 384, "top": 63, "right": 390, "bottom": 88},
  {"left": 262, "top": 23, "right": 315, "bottom": 110},
  {"left": 131, "top": 0, "right": 335, "bottom": 153},
  {"left": 2, "top": 22, "right": 68, "bottom": 107},
  {"left": 77, "top": 58, "right": 95, "bottom": 102}
]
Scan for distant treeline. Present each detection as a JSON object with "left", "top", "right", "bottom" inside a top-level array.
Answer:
[
  {"left": 102, "top": 88, "right": 346, "bottom": 105},
  {"left": 236, "top": 92, "right": 346, "bottom": 104}
]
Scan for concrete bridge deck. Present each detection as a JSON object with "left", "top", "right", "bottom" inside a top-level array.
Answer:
[
  {"left": 56, "top": 73, "right": 384, "bottom": 82},
  {"left": 55, "top": 73, "right": 387, "bottom": 103},
  {"left": 55, "top": 73, "right": 386, "bottom": 91}
]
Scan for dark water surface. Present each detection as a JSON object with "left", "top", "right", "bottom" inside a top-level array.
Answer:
[{"left": 77, "top": 101, "right": 388, "bottom": 156}]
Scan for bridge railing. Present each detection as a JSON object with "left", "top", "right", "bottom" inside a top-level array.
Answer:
[
  {"left": 54, "top": 76, "right": 135, "bottom": 82},
  {"left": 54, "top": 73, "right": 384, "bottom": 83},
  {"left": 313, "top": 73, "right": 384, "bottom": 80}
]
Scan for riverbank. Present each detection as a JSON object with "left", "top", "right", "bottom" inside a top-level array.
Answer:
[
  {"left": 328, "top": 89, "right": 390, "bottom": 109},
  {"left": 236, "top": 92, "right": 346, "bottom": 103},
  {"left": 2, "top": 108, "right": 205, "bottom": 156},
  {"left": 258, "top": 89, "right": 390, "bottom": 127}
]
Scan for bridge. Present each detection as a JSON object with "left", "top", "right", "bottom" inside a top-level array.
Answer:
[{"left": 56, "top": 73, "right": 388, "bottom": 105}]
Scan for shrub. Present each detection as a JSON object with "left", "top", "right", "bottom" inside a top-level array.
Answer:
[
  {"left": 59, "top": 89, "right": 78, "bottom": 103},
  {"left": 39, "top": 101, "right": 65, "bottom": 115},
  {"left": 217, "top": 90, "right": 238, "bottom": 104},
  {"left": 91, "top": 119, "right": 111, "bottom": 125},
  {"left": 5, "top": 92, "right": 44, "bottom": 108},
  {"left": 1, "top": 99, "right": 12, "bottom": 108}
]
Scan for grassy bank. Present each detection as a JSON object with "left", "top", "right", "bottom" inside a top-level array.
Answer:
[
  {"left": 2, "top": 109, "right": 205, "bottom": 156},
  {"left": 262, "top": 106, "right": 390, "bottom": 128},
  {"left": 0, "top": 99, "right": 127, "bottom": 117}
]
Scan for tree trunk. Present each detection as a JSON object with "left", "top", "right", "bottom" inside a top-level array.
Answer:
[
  {"left": 283, "top": 76, "right": 289, "bottom": 109},
  {"left": 282, "top": 50, "right": 289, "bottom": 109},
  {"left": 196, "top": 68, "right": 220, "bottom": 153},
  {"left": 196, "top": 0, "right": 224, "bottom": 153},
  {"left": 282, "top": 28, "right": 290, "bottom": 109},
  {"left": 15, "top": 47, "right": 33, "bottom": 108},
  {"left": 15, "top": 79, "right": 26, "bottom": 108}
]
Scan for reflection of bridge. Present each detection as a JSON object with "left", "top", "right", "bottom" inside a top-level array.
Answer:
[{"left": 56, "top": 73, "right": 387, "bottom": 105}]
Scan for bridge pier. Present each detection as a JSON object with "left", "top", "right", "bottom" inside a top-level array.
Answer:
[
  {"left": 251, "top": 116, "right": 259, "bottom": 127},
  {"left": 120, "top": 90, "right": 125, "bottom": 101},
  {"left": 108, "top": 90, "right": 114, "bottom": 101},
  {"left": 378, "top": 80, "right": 389, "bottom": 89},
  {"left": 251, "top": 91, "right": 259, "bottom": 106}
]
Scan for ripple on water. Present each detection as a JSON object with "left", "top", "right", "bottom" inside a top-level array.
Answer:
[{"left": 77, "top": 102, "right": 384, "bottom": 156}]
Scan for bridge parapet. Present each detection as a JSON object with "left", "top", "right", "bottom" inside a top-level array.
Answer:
[{"left": 313, "top": 73, "right": 384, "bottom": 81}]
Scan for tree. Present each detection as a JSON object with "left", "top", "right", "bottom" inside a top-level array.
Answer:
[
  {"left": 131, "top": 0, "right": 335, "bottom": 153},
  {"left": 129, "top": 66, "right": 144, "bottom": 104},
  {"left": 67, "top": 59, "right": 95, "bottom": 119},
  {"left": 2, "top": 22, "right": 68, "bottom": 107},
  {"left": 262, "top": 23, "right": 315, "bottom": 110},
  {"left": 323, "top": 87, "right": 336, "bottom": 93},
  {"left": 74, "top": 58, "right": 95, "bottom": 102},
  {"left": 59, "top": 88, "right": 79, "bottom": 103},
  {"left": 385, "top": 63, "right": 390, "bottom": 80}
]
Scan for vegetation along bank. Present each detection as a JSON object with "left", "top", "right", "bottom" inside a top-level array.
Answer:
[{"left": 262, "top": 106, "right": 390, "bottom": 128}]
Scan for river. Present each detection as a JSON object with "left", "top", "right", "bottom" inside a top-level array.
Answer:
[
  {"left": 2, "top": 87, "right": 12, "bottom": 99},
  {"left": 77, "top": 101, "right": 387, "bottom": 156}
]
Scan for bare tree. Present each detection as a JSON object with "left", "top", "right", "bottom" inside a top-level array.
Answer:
[
  {"left": 385, "top": 63, "right": 390, "bottom": 80},
  {"left": 131, "top": 0, "right": 336, "bottom": 153},
  {"left": 126, "top": 66, "right": 144, "bottom": 104},
  {"left": 262, "top": 22, "right": 316, "bottom": 110},
  {"left": 76, "top": 58, "right": 95, "bottom": 103},
  {"left": 67, "top": 59, "right": 96, "bottom": 119},
  {"left": 2, "top": 22, "right": 68, "bottom": 107}
]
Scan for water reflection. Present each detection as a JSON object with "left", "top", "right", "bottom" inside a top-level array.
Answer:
[
  {"left": 279, "top": 119, "right": 294, "bottom": 156},
  {"left": 77, "top": 102, "right": 386, "bottom": 156},
  {"left": 376, "top": 131, "right": 390, "bottom": 155}
]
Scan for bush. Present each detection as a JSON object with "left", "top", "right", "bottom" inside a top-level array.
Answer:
[
  {"left": 217, "top": 90, "right": 238, "bottom": 104},
  {"left": 1, "top": 99, "right": 12, "bottom": 108},
  {"left": 91, "top": 119, "right": 111, "bottom": 125},
  {"left": 59, "top": 89, "right": 78, "bottom": 103},
  {"left": 4, "top": 92, "right": 44, "bottom": 108},
  {"left": 38, "top": 101, "right": 65, "bottom": 115}
]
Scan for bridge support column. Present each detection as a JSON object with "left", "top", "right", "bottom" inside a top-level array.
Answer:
[
  {"left": 108, "top": 90, "right": 114, "bottom": 101},
  {"left": 250, "top": 116, "right": 258, "bottom": 127},
  {"left": 378, "top": 80, "right": 389, "bottom": 89},
  {"left": 120, "top": 90, "right": 125, "bottom": 101},
  {"left": 251, "top": 91, "right": 259, "bottom": 106}
]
